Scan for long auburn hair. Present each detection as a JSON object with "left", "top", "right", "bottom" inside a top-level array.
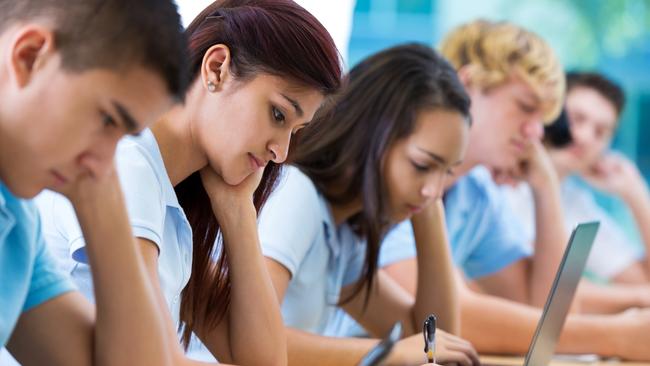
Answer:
[
  {"left": 290, "top": 44, "right": 471, "bottom": 304},
  {"left": 175, "top": 0, "right": 341, "bottom": 347}
]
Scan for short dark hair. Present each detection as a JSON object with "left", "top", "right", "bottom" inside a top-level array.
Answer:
[
  {"left": 566, "top": 72, "right": 625, "bottom": 117},
  {"left": 0, "top": 0, "right": 190, "bottom": 101}
]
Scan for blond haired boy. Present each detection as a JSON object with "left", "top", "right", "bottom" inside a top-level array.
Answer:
[{"left": 336, "top": 20, "right": 650, "bottom": 361}]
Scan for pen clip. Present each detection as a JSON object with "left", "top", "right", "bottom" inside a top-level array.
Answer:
[{"left": 423, "top": 314, "right": 436, "bottom": 353}]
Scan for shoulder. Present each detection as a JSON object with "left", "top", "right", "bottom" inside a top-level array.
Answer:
[
  {"left": 115, "top": 133, "right": 165, "bottom": 188},
  {"left": 263, "top": 166, "right": 323, "bottom": 215},
  {"left": 446, "top": 166, "right": 497, "bottom": 210}
]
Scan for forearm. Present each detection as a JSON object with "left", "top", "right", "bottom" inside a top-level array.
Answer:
[
  {"left": 624, "top": 182, "right": 650, "bottom": 278},
  {"left": 459, "top": 289, "right": 540, "bottom": 354},
  {"left": 460, "top": 287, "right": 616, "bottom": 357},
  {"left": 530, "top": 178, "right": 568, "bottom": 307},
  {"left": 286, "top": 328, "right": 387, "bottom": 366},
  {"left": 411, "top": 200, "right": 459, "bottom": 334},
  {"left": 218, "top": 205, "right": 287, "bottom": 366},
  {"left": 73, "top": 192, "right": 170, "bottom": 366},
  {"left": 576, "top": 280, "right": 650, "bottom": 314}
]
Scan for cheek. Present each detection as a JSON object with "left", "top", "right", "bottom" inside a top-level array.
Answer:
[{"left": 387, "top": 162, "right": 414, "bottom": 202}]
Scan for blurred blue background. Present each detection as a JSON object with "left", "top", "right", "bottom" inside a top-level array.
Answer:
[
  {"left": 346, "top": 0, "right": 650, "bottom": 244},
  {"left": 178, "top": 0, "right": 649, "bottom": 244}
]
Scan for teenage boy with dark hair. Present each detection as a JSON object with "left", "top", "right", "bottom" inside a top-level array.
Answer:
[{"left": 0, "top": 1, "right": 189, "bottom": 364}]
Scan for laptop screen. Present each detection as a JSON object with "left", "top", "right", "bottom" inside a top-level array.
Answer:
[{"left": 524, "top": 222, "right": 600, "bottom": 366}]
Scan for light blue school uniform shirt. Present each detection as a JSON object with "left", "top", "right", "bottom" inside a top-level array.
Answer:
[
  {"left": 502, "top": 177, "right": 644, "bottom": 280},
  {"left": 329, "top": 166, "right": 532, "bottom": 337},
  {"left": 259, "top": 166, "right": 366, "bottom": 335},
  {"left": 378, "top": 165, "right": 531, "bottom": 278},
  {"left": 35, "top": 128, "right": 193, "bottom": 329},
  {"left": 0, "top": 182, "right": 75, "bottom": 347}
]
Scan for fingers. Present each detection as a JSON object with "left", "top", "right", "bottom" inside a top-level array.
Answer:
[
  {"left": 439, "top": 332, "right": 481, "bottom": 366},
  {"left": 437, "top": 349, "right": 472, "bottom": 366},
  {"left": 444, "top": 340, "right": 480, "bottom": 365}
]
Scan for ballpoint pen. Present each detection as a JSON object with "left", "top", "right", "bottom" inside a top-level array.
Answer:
[{"left": 423, "top": 314, "right": 436, "bottom": 364}]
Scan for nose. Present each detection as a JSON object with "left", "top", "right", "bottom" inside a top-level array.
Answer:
[
  {"left": 421, "top": 172, "right": 446, "bottom": 200},
  {"left": 268, "top": 132, "right": 291, "bottom": 164},
  {"left": 570, "top": 122, "right": 591, "bottom": 146},
  {"left": 79, "top": 135, "right": 120, "bottom": 177},
  {"left": 522, "top": 119, "right": 544, "bottom": 141}
]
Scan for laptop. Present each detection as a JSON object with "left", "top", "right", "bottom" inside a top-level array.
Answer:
[{"left": 485, "top": 221, "right": 600, "bottom": 366}]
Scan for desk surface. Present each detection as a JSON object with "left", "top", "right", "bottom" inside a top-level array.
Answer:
[{"left": 480, "top": 355, "right": 650, "bottom": 366}]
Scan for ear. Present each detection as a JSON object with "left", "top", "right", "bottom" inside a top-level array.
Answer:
[
  {"left": 457, "top": 64, "right": 486, "bottom": 97},
  {"left": 9, "top": 25, "right": 55, "bottom": 88},
  {"left": 456, "top": 65, "right": 474, "bottom": 89},
  {"left": 200, "top": 44, "right": 232, "bottom": 93}
]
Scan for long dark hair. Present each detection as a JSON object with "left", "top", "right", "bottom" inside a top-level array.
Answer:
[
  {"left": 175, "top": 0, "right": 341, "bottom": 347},
  {"left": 290, "top": 43, "right": 470, "bottom": 304}
]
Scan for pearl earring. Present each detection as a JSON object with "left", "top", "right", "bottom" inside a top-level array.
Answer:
[{"left": 207, "top": 81, "right": 216, "bottom": 92}]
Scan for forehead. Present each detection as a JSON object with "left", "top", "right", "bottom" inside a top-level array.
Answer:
[
  {"left": 404, "top": 109, "right": 468, "bottom": 154},
  {"left": 242, "top": 73, "right": 324, "bottom": 112},
  {"left": 242, "top": 73, "right": 313, "bottom": 94},
  {"left": 73, "top": 66, "right": 173, "bottom": 129},
  {"left": 493, "top": 77, "right": 540, "bottom": 102}
]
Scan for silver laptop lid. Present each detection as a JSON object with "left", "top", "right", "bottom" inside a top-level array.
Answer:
[{"left": 524, "top": 221, "right": 600, "bottom": 366}]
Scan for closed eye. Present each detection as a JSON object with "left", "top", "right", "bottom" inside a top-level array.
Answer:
[
  {"left": 411, "top": 160, "right": 429, "bottom": 173},
  {"left": 100, "top": 109, "right": 118, "bottom": 129},
  {"left": 517, "top": 100, "right": 536, "bottom": 114},
  {"left": 272, "top": 106, "right": 286, "bottom": 126}
]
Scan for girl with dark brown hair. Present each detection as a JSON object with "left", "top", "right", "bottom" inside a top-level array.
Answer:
[
  {"left": 36, "top": 1, "right": 341, "bottom": 365},
  {"left": 257, "top": 43, "right": 480, "bottom": 365}
]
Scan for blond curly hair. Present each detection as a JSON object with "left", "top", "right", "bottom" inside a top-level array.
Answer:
[{"left": 440, "top": 19, "right": 565, "bottom": 123}]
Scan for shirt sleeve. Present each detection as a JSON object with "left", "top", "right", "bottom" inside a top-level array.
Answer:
[
  {"left": 258, "top": 167, "right": 322, "bottom": 278},
  {"left": 462, "top": 184, "right": 532, "bottom": 279},
  {"left": 65, "top": 142, "right": 166, "bottom": 263},
  {"left": 23, "top": 205, "right": 75, "bottom": 312}
]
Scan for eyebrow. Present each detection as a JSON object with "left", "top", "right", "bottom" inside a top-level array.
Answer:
[
  {"left": 111, "top": 100, "right": 141, "bottom": 135},
  {"left": 281, "top": 94, "right": 304, "bottom": 117},
  {"left": 416, "top": 147, "right": 448, "bottom": 165},
  {"left": 518, "top": 92, "right": 541, "bottom": 105}
]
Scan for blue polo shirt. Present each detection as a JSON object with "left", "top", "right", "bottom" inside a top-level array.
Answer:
[
  {"left": 328, "top": 166, "right": 532, "bottom": 337},
  {"left": 260, "top": 166, "right": 366, "bottom": 334},
  {"left": 379, "top": 165, "right": 531, "bottom": 278},
  {"left": 0, "top": 183, "right": 75, "bottom": 346}
]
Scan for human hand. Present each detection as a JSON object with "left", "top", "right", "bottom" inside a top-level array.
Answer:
[
  {"left": 491, "top": 140, "right": 558, "bottom": 191},
  {"left": 55, "top": 159, "right": 124, "bottom": 211},
  {"left": 612, "top": 307, "right": 650, "bottom": 361},
  {"left": 581, "top": 152, "right": 645, "bottom": 200},
  {"left": 200, "top": 167, "right": 263, "bottom": 223},
  {"left": 390, "top": 331, "right": 480, "bottom": 366}
]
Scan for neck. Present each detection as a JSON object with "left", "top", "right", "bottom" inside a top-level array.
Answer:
[
  {"left": 151, "top": 104, "right": 207, "bottom": 187},
  {"left": 329, "top": 198, "right": 363, "bottom": 226},
  {"left": 323, "top": 176, "right": 364, "bottom": 225},
  {"left": 452, "top": 141, "right": 482, "bottom": 184}
]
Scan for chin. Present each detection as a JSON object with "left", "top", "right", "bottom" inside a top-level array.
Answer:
[
  {"left": 223, "top": 171, "right": 249, "bottom": 186},
  {"left": 391, "top": 211, "right": 410, "bottom": 224},
  {"left": 8, "top": 181, "right": 43, "bottom": 199}
]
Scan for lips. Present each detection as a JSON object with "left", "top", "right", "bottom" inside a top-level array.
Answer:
[
  {"left": 406, "top": 204, "right": 424, "bottom": 214},
  {"left": 248, "top": 153, "right": 267, "bottom": 170},
  {"left": 510, "top": 139, "right": 527, "bottom": 153},
  {"left": 50, "top": 170, "right": 69, "bottom": 185},
  {"left": 567, "top": 145, "right": 585, "bottom": 158}
]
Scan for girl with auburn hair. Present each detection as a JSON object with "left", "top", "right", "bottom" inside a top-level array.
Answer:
[
  {"left": 36, "top": 0, "right": 341, "bottom": 365},
  {"left": 257, "top": 43, "right": 480, "bottom": 365}
]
